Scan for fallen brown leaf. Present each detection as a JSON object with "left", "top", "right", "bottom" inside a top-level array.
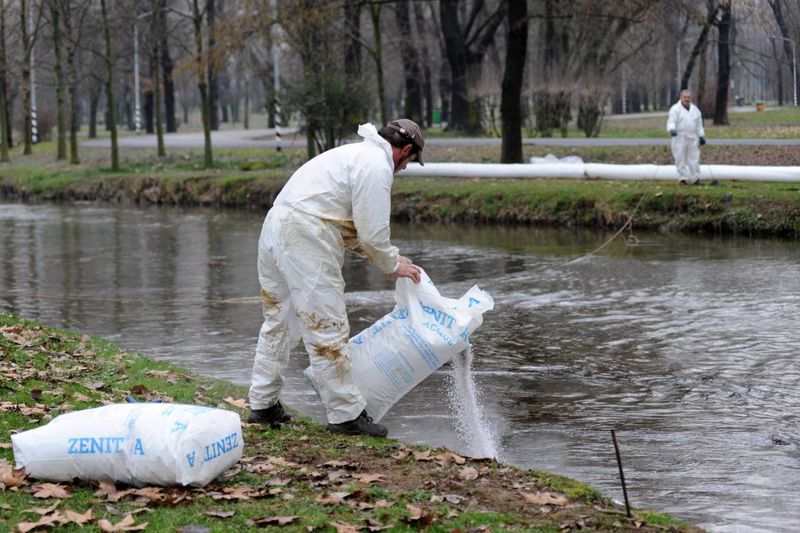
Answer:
[
  {"left": 32, "top": 483, "right": 71, "bottom": 499},
  {"left": 22, "top": 503, "right": 60, "bottom": 516},
  {"left": 1, "top": 460, "right": 28, "bottom": 489},
  {"left": 97, "top": 513, "right": 148, "bottom": 532},
  {"left": 29, "top": 389, "right": 43, "bottom": 401},
  {"left": 457, "top": 467, "right": 479, "bottom": 481},
  {"left": 204, "top": 510, "right": 235, "bottom": 519},
  {"left": 95, "top": 480, "right": 119, "bottom": 499},
  {"left": 17, "top": 514, "right": 59, "bottom": 532},
  {"left": 352, "top": 473, "right": 384, "bottom": 484},
  {"left": 329, "top": 521, "right": 359, "bottom": 533},
  {"left": 413, "top": 450, "right": 433, "bottom": 461},
  {"left": 364, "top": 517, "right": 391, "bottom": 531},
  {"left": 315, "top": 491, "right": 351, "bottom": 505},
  {"left": 253, "top": 515, "right": 298, "bottom": 526},
  {"left": 223, "top": 397, "right": 248, "bottom": 409},
  {"left": 321, "top": 460, "right": 352, "bottom": 468},
  {"left": 519, "top": 490, "right": 569, "bottom": 507},
  {"left": 62, "top": 509, "right": 94, "bottom": 525}
]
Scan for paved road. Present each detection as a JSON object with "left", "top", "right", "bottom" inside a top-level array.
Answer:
[{"left": 81, "top": 126, "right": 800, "bottom": 149}]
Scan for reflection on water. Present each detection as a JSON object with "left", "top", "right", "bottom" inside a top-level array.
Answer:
[{"left": 2, "top": 200, "right": 800, "bottom": 532}]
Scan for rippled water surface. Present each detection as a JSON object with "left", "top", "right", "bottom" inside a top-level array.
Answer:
[{"left": 2, "top": 200, "right": 799, "bottom": 532}]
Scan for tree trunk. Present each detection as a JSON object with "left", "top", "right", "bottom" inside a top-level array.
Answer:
[
  {"left": 50, "top": 0, "right": 66, "bottom": 160},
  {"left": 144, "top": 89, "right": 154, "bottom": 133},
  {"left": 768, "top": 0, "right": 797, "bottom": 106},
  {"left": 89, "top": 90, "right": 99, "bottom": 138},
  {"left": 439, "top": 0, "right": 503, "bottom": 134},
  {"left": 412, "top": 2, "right": 433, "bottom": 126},
  {"left": 243, "top": 77, "right": 249, "bottom": 129},
  {"left": 61, "top": 1, "right": 80, "bottom": 164},
  {"left": 680, "top": 3, "right": 720, "bottom": 91},
  {"left": 369, "top": 2, "right": 387, "bottom": 125},
  {"left": 713, "top": 1, "right": 731, "bottom": 125},
  {"left": 100, "top": 0, "right": 119, "bottom": 169},
  {"left": 394, "top": 1, "right": 423, "bottom": 123},
  {"left": 159, "top": 5, "right": 177, "bottom": 132},
  {"left": 344, "top": 0, "right": 362, "bottom": 78},
  {"left": 439, "top": 0, "right": 471, "bottom": 132},
  {"left": 0, "top": 0, "right": 9, "bottom": 162},
  {"left": 152, "top": 0, "right": 165, "bottom": 156},
  {"left": 192, "top": 0, "right": 213, "bottom": 168},
  {"left": 772, "top": 39, "right": 784, "bottom": 106},
  {"left": 207, "top": 0, "right": 219, "bottom": 131},
  {"left": 21, "top": 0, "right": 33, "bottom": 155},
  {"left": 501, "top": 0, "right": 527, "bottom": 163}
]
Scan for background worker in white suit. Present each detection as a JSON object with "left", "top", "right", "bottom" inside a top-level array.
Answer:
[{"left": 667, "top": 90, "right": 713, "bottom": 185}]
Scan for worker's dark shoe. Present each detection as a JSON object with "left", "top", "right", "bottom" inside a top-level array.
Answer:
[
  {"left": 326, "top": 410, "right": 388, "bottom": 438},
  {"left": 247, "top": 402, "right": 292, "bottom": 427},
  {"left": 679, "top": 179, "right": 689, "bottom": 185},
  {"left": 709, "top": 179, "right": 719, "bottom": 186}
]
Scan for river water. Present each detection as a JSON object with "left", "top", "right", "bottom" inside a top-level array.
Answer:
[{"left": 1, "top": 200, "right": 799, "bottom": 532}]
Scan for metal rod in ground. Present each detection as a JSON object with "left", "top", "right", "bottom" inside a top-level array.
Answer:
[{"left": 611, "top": 429, "right": 632, "bottom": 517}]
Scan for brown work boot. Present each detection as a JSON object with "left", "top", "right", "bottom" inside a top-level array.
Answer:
[
  {"left": 326, "top": 410, "right": 387, "bottom": 437},
  {"left": 247, "top": 401, "right": 292, "bottom": 427}
]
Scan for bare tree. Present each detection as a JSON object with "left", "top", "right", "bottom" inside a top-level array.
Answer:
[
  {"left": 20, "top": 0, "right": 45, "bottom": 155},
  {"left": 680, "top": 1, "right": 721, "bottom": 91},
  {"left": 100, "top": 0, "right": 119, "bottom": 169},
  {"left": 150, "top": 0, "right": 165, "bottom": 156},
  {"left": 713, "top": 0, "right": 732, "bottom": 124},
  {"left": 207, "top": 0, "right": 219, "bottom": 130},
  {"left": 59, "top": 0, "right": 91, "bottom": 164},
  {"left": 48, "top": 0, "right": 66, "bottom": 160},
  {"left": 190, "top": 0, "right": 213, "bottom": 167},
  {"left": 394, "top": 0, "right": 423, "bottom": 123},
  {"left": 0, "top": 0, "right": 10, "bottom": 162},
  {"left": 159, "top": 4, "right": 177, "bottom": 132},
  {"left": 439, "top": 0, "right": 506, "bottom": 134},
  {"left": 500, "top": 0, "right": 526, "bottom": 163}
]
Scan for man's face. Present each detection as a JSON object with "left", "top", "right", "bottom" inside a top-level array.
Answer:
[
  {"left": 681, "top": 92, "right": 692, "bottom": 107},
  {"left": 393, "top": 144, "right": 417, "bottom": 174}
]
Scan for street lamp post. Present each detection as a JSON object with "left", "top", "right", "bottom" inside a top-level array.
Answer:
[{"left": 771, "top": 34, "right": 798, "bottom": 107}]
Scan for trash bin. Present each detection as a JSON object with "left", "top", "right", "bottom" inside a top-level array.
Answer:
[
  {"left": 756, "top": 100, "right": 765, "bottom": 112},
  {"left": 432, "top": 107, "right": 441, "bottom": 125}
]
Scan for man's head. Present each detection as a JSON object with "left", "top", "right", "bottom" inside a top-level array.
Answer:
[
  {"left": 378, "top": 119, "right": 425, "bottom": 173},
  {"left": 680, "top": 90, "right": 692, "bottom": 108}
]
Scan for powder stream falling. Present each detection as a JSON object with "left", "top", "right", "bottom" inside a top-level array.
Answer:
[{"left": 446, "top": 347, "right": 499, "bottom": 459}]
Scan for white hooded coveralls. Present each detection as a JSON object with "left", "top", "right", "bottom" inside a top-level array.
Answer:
[
  {"left": 249, "top": 124, "right": 400, "bottom": 424},
  {"left": 666, "top": 102, "right": 705, "bottom": 183}
]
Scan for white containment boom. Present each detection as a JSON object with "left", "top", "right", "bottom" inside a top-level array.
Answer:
[{"left": 400, "top": 162, "right": 800, "bottom": 182}]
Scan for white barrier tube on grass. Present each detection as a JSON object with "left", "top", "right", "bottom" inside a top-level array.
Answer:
[{"left": 399, "top": 162, "right": 800, "bottom": 182}]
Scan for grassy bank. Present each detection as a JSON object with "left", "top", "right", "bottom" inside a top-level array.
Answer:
[
  {"left": 2, "top": 146, "right": 799, "bottom": 238},
  {"left": 0, "top": 313, "right": 700, "bottom": 532},
  {"left": 2, "top": 136, "right": 800, "bottom": 238}
]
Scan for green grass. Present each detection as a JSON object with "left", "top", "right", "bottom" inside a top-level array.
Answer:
[{"left": 0, "top": 314, "right": 702, "bottom": 532}]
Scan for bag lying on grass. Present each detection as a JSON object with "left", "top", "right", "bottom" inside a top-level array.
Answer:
[
  {"left": 306, "top": 270, "right": 493, "bottom": 421},
  {"left": 12, "top": 403, "right": 242, "bottom": 487}
]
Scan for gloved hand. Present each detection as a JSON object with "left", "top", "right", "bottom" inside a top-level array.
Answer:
[
  {"left": 699, "top": 137, "right": 706, "bottom": 146},
  {"left": 670, "top": 129, "right": 677, "bottom": 137}
]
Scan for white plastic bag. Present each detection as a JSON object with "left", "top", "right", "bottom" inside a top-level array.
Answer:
[
  {"left": 12, "top": 403, "right": 243, "bottom": 487},
  {"left": 306, "top": 270, "right": 493, "bottom": 420}
]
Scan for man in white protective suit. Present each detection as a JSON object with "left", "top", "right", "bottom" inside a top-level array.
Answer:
[
  {"left": 667, "top": 90, "right": 714, "bottom": 185},
  {"left": 247, "top": 119, "right": 424, "bottom": 437}
]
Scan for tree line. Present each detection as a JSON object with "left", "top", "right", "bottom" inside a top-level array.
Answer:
[{"left": 0, "top": 0, "right": 796, "bottom": 168}]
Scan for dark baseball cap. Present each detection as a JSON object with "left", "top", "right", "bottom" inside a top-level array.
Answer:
[{"left": 388, "top": 118, "right": 425, "bottom": 165}]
